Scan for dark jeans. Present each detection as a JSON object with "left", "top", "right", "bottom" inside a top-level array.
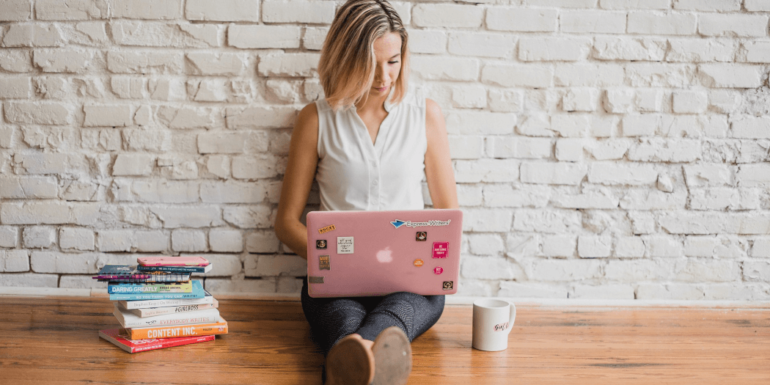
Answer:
[{"left": 300, "top": 276, "right": 445, "bottom": 356}]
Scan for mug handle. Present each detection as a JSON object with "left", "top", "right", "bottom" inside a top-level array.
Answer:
[{"left": 506, "top": 302, "right": 516, "bottom": 335}]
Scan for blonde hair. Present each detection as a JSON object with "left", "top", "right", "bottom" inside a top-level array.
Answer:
[{"left": 318, "top": 0, "right": 409, "bottom": 112}]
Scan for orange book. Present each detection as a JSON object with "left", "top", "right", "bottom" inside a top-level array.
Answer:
[{"left": 124, "top": 317, "right": 228, "bottom": 340}]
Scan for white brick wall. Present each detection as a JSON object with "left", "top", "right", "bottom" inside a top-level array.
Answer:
[{"left": 1, "top": 1, "right": 768, "bottom": 302}]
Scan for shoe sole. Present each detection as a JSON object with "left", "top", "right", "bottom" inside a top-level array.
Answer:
[
  {"left": 326, "top": 334, "right": 375, "bottom": 385},
  {"left": 372, "top": 327, "right": 412, "bottom": 385}
]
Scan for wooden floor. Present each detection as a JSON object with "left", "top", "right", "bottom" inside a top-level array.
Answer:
[{"left": 1, "top": 296, "right": 769, "bottom": 385}]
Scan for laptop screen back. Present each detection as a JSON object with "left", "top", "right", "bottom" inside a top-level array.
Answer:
[{"left": 306, "top": 209, "right": 463, "bottom": 297}]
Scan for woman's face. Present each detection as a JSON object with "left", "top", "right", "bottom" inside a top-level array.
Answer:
[{"left": 371, "top": 32, "right": 402, "bottom": 95}]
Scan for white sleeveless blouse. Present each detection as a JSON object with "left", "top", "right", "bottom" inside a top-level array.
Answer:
[{"left": 315, "top": 86, "right": 427, "bottom": 211}]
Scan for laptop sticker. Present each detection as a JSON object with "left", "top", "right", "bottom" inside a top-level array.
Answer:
[
  {"left": 337, "top": 237, "right": 354, "bottom": 254},
  {"left": 316, "top": 239, "right": 327, "bottom": 249},
  {"left": 391, "top": 219, "right": 451, "bottom": 229},
  {"left": 432, "top": 242, "right": 448, "bottom": 259},
  {"left": 376, "top": 247, "right": 393, "bottom": 263},
  {"left": 434, "top": 266, "right": 443, "bottom": 275},
  {"left": 309, "top": 276, "right": 324, "bottom": 284},
  {"left": 319, "top": 255, "right": 330, "bottom": 270},
  {"left": 443, "top": 281, "right": 453, "bottom": 290},
  {"left": 416, "top": 232, "right": 427, "bottom": 241},
  {"left": 318, "top": 224, "right": 336, "bottom": 234},
  {"left": 413, "top": 259, "right": 423, "bottom": 267}
]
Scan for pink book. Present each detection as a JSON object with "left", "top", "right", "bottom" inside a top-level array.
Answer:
[
  {"left": 98, "top": 329, "right": 215, "bottom": 353},
  {"left": 137, "top": 256, "right": 210, "bottom": 267}
]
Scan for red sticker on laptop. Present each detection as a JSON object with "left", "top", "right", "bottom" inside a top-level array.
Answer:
[{"left": 432, "top": 242, "right": 448, "bottom": 259}]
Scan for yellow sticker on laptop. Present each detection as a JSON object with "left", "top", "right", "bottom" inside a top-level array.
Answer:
[{"left": 318, "top": 224, "right": 336, "bottom": 234}]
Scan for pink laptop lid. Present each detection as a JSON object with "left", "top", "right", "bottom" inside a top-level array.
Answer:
[{"left": 306, "top": 209, "right": 463, "bottom": 298}]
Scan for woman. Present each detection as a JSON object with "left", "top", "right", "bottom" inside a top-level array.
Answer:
[{"left": 274, "top": 0, "right": 458, "bottom": 383}]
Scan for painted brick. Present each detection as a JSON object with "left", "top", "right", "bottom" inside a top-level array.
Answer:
[
  {"left": 667, "top": 39, "right": 736, "bottom": 62},
  {"left": 35, "top": 0, "right": 107, "bottom": 20},
  {"left": 186, "top": 0, "right": 258, "bottom": 21},
  {"left": 519, "top": 37, "right": 592, "bottom": 62},
  {"left": 572, "top": 284, "right": 635, "bottom": 299},
  {"left": 600, "top": 0, "right": 670, "bottom": 10},
  {"left": 171, "top": 229, "right": 207, "bottom": 252},
  {"left": 228, "top": 25, "right": 300, "bottom": 49},
  {"left": 413, "top": 4, "right": 483, "bottom": 28},
  {"left": 482, "top": 64, "right": 552, "bottom": 88},
  {"left": 561, "top": 11, "right": 626, "bottom": 34},
  {"left": 109, "top": 0, "right": 182, "bottom": 19},
  {"left": 578, "top": 235, "right": 612, "bottom": 258},
  {"left": 448, "top": 32, "right": 515, "bottom": 59},
  {"left": 0, "top": 0, "right": 31, "bottom": 21},
  {"left": 59, "top": 227, "right": 95, "bottom": 251},
  {"left": 483, "top": 184, "right": 550, "bottom": 208},
  {"left": 699, "top": 14, "right": 769, "bottom": 37},
  {"left": 746, "top": 0, "right": 770, "bottom": 11},
  {"left": 22, "top": 226, "right": 55, "bottom": 249},
  {"left": 409, "top": 29, "right": 447, "bottom": 54},
  {"left": 487, "top": 8, "right": 557, "bottom": 32},
  {"left": 698, "top": 64, "right": 763, "bottom": 88},
  {"left": 262, "top": 0, "right": 335, "bottom": 24},
  {"left": 410, "top": 56, "right": 480, "bottom": 82},
  {"left": 245, "top": 254, "right": 305, "bottom": 277},
  {"left": 628, "top": 12, "right": 697, "bottom": 35}
]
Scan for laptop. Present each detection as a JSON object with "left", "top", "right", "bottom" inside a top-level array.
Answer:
[{"left": 305, "top": 209, "right": 463, "bottom": 298}]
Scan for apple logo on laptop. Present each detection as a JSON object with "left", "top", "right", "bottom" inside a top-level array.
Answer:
[{"left": 376, "top": 246, "right": 393, "bottom": 263}]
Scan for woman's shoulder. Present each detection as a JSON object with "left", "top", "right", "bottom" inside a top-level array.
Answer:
[
  {"left": 398, "top": 84, "right": 428, "bottom": 109},
  {"left": 293, "top": 102, "right": 320, "bottom": 140},
  {"left": 298, "top": 101, "right": 320, "bottom": 124}
]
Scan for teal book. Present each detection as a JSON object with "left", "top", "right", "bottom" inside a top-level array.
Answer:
[
  {"left": 107, "top": 281, "right": 192, "bottom": 295},
  {"left": 109, "top": 280, "right": 205, "bottom": 301}
]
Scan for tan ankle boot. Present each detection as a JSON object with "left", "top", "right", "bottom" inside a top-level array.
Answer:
[
  {"left": 371, "top": 327, "right": 412, "bottom": 385},
  {"left": 325, "top": 334, "right": 375, "bottom": 385}
]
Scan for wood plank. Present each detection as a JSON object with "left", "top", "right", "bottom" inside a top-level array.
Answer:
[{"left": 0, "top": 296, "right": 768, "bottom": 384}]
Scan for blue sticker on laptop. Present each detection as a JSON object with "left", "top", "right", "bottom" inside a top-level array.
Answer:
[{"left": 390, "top": 219, "right": 451, "bottom": 229}]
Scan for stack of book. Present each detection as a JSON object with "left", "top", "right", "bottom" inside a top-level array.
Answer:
[{"left": 95, "top": 256, "right": 228, "bottom": 353}]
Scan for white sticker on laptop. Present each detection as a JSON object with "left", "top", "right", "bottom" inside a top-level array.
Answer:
[{"left": 337, "top": 237, "right": 354, "bottom": 254}]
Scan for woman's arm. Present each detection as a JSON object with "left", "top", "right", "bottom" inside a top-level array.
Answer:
[
  {"left": 424, "top": 98, "right": 459, "bottom": 210},
  {"left": 274, "top": 103, "right": 320, "bottom": 260}
]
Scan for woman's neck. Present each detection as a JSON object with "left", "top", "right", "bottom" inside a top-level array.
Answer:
[{"left": 354, "top": 91, "right": 389, "bottom": 114}]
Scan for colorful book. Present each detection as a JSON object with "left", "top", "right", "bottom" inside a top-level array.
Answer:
[
  {"left": 137, "top": 264, "right": 213, "bottom": 274},
  {"left": 94, "top": 265, "right": 189, "bottom": 283},
  {"left": 108, "top": 281, "right": 193, "bottom": 295},
  {"left": 95, "top": 265, "right": 150, "bottom": 279},
  {"left": 113, "top": 305, "right": 221, "bottom": 328},
  {"left": 137, "top": 256, "right": 210, "bottom": 267},
  {"left": 125, "top": 317, "right": 228, "bottom": 340},
  {"left": 127, "top": 299, "right": 219, "bottom": 318},
  {"left": 109, "top": 280, "right": 205, "bottom": 301},
  {"left": 99, "top": 329, "right": 215, "bottom": 353},
  {"left": 116, "top": 290, "right": 214, "bottom": 310}
]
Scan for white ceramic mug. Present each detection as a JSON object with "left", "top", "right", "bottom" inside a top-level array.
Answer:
[{"left": 472, "top": 299, "right": 516, "bottom": 351}]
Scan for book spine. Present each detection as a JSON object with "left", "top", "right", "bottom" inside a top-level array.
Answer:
[
  {"left": 124, "top": 313, "right": 219, "bottom": 328},
  {"left": 140, "top": 262, "right": 209, "bottom": 267},
  {"left": 108, "top": 283, "right": 192, "bottom": 294},
  {"left": 131, "top": 335, "right": 215, "bottom": 353},
  {"left": 110, "top": 292, "right": 204, "bottom": 301},
  {"left": 121, "top": 297, "right": 210, "bottom": 309},
  {"left": 97, "top": 275, "right": 190, "bottom": 283},
  {"left": 137, "top": 266, "right": 206, "bottom": 273},
  {"left": 127, "top": 322, "right": 228, "bottom": 340},
  {"left": 136, "top": 303, "right": 217, "bottom": 317}
]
